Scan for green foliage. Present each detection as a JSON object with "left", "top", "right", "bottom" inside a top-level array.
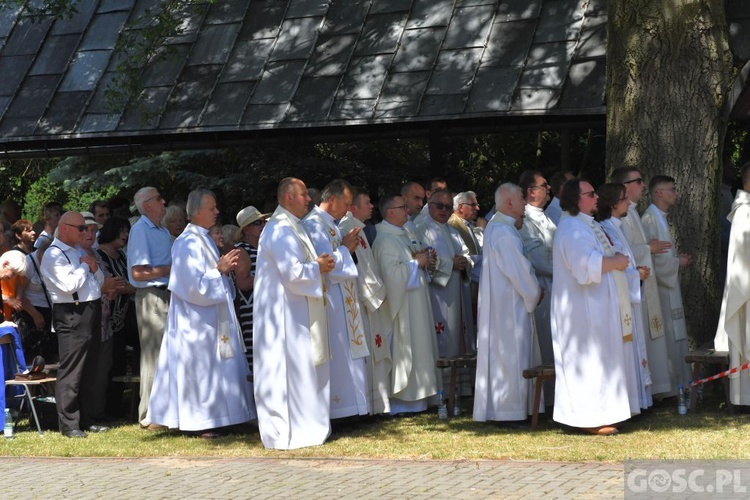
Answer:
[
  {"left": 105, "top": 0, "right": 209, "bottom": 118},
  {"left": 22, "top": 176, "right": 64, "bottom": 221},
  {"left": 0, "top": 0, "right": 79, "bottom": 22}
]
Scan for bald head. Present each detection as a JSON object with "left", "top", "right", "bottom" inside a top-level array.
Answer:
[
  {"left": 58, "top": 211, "right": 85, "bottom": 247},
  {"left": 278, "top": 177, "right": 312, "bottom": 219}
]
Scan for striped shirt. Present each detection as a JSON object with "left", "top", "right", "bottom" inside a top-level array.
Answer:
[{"left": 234, "top": 241, "right": 257, "bottom": 373}]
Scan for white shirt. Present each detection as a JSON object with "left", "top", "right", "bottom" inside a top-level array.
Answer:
[{"left": 41, "top": 238, "right": 104, "bottom": 303}]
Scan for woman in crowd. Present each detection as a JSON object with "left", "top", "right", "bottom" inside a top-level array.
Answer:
[{"left": 96, "top": 216, "right": 138, "bottom": 418}]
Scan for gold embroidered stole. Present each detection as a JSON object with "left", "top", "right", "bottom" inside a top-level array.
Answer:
[{"left": 587, "top": 217, "right": 634, "bottom": 343}]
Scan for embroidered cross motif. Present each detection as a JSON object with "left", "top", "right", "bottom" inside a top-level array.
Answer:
[
  {"left": 329, "top": 228, "right": 336, "bottom": 237},
  {"left": 359, "top": 236, "right": 367, "bottom": 249},
  {"left": 435, "top": 322, "right": 444, "bottom": 334},
  {"left": 333, "top": 395, "right": 341, "bottom": 404},
  {"left": 375, "top": 334, "right": 383, "bottom": 348},
  {"left": 641, "top": 358, "right": 648, "bottom": 368},
  {"left": 651, "top": 316, "right": 662, "bottom": 332},
  {"left": 220, "top": 335, "right": 229, "bottom": 343},
  {"left": 624, "top": 313, "right": 631, "bottom": 327}
]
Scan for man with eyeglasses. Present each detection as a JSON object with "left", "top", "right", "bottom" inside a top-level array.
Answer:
[
  {"left": 373, "top": 194, "right": 438, "bottom": 414},
  {"left": 417, "top": 189, "right": 474, "bottom": 397},
  {"left": 414, "top": 178, "right": 449, "bottom": 227},
  {"left": 641, "top": 175, "right": 693, "bottom": 395},
  {"left": 448, "top": 191, "right": 482, "bottom": 352},
  {"left": 41, "top": 211, "right": 106, "bottom": 438},
  {"left": 127, "top": 186, "right": 172, "bottom": 429},
  {"left": 610, "top": 167, "right": 672, "bottom": 397},
  {"left": 518, "top": 170, "right": 557, "bottom": 392},
  {"left": 551, "top": 179, "right": 632, "bottom": 435}
]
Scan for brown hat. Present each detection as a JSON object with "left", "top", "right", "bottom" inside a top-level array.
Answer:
[{"left": 236, "top": 206, "right": 271, "bottom": 229}]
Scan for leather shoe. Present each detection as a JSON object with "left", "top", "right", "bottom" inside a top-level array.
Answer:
[
  {"left": 87, "top": 425, "right": 110, "bottom": 433},
  {"left": 62, "top": 429, "right": 87, "bottom": 438}
]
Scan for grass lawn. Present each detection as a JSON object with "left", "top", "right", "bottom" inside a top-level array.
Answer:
[{"left": 2, "top": 387, "right": 748, "bottom": 462}]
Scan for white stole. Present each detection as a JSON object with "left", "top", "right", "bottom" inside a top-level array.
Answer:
[
  {"left": 650, "top": 206, "right": 686, "bottom": 341},
  {"left": 270, "top": 206, "right": 330, "bottom": 365},
  {"left": 187, "top": 223, "right": 243, "bottom": 359},
  {"left": 586, "top": 217, "right": 634, "bottom": 343}
]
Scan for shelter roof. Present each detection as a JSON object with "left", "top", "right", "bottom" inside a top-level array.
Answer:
[{"left": 0, "top": 0, "right": 747, "bottom": 157}]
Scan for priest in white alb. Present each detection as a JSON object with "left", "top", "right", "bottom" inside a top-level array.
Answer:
[
  {"left": 373, "top": 194, "right": 439, "bottom": 414},
  {"left": 416, "top": 189, "right": 474, "bottom": 396},
  {"left": 146, "top": 189, "right": 254, "bottom": 437},
  {"left": 518, "top": 171, "right": 556, "bottom": 380},
  {"left": 304, "top": 179, "right": 369, "bottom": 419},
  {"left": 641, "top": 175, "right": 693, "bottom": 394},
  {"left": 610, "top": 167, "right": 672, "bottom": 397},
  {"left": 339, "top": 187, "right": 392, "bottom": 414},
  {"left": 253, "top": 178, "right": 335, "bottom": 450},
  {"left": 551, "top": 179, "right": 633, "bottom": 435},
  {"left": 473, "top": 183, "right": 543, "bottom": 422},
  {"left": 596, "top": 183, "right": 653, "bottom": 412},
  {"left": 716, "top": 163, "right": 750, "bottom": 405}
]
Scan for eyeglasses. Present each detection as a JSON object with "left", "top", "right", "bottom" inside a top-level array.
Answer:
[
  {"left": 530, "top": 183, "right": 550, "bottom": 190},
  {"left": 430, "top": 202, "right": 453, "bottom": 211},
  {"left": 387, "top": 205, "right": 408, "bottom": 211},
  {"left": 459, "top": 202, "right": 479, "bottom": 208},
  {"left": 251, "top": 219, "right": 266, "bottom": 226},
  {"left": 581, "top": 190, "right": 597, "bottom": 199},
  {"left": 623, "top": 177, "right": 644, "bottom": 185},
  {"left": 145, "top": 194, "right": 164, "bottom": 204},
  {"left": 659, "top": 187, "right": 677, "bottom": 193},
  {"left": 65, "top": 223, "right": 87, "bottom": 232}
]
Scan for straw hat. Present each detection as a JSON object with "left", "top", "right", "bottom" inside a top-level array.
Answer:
[
  {"left": 80, "top": 211, "right": 102, "bottom": 229},
  {"left": 236, "top": 206, "right": 271, "bottom": 229}
]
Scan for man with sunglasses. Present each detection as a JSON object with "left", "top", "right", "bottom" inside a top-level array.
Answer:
[
  {"left": 551, "top": 179, "right": 632, "bottom": 435},
  {"left": 611, "top": 168, "right": 673, "bottom": 397},
  {"left": 41, "top": 211, "right": 106, "bottom": 438},
  {"left": 518, "top": 170, "right": 556, "bottom": 396},
  {"left": 127, "top": 186, "right": 172, "bottom": 428},
  {"left": 417, "top": 189, "right": 474, "bottom": 398}
]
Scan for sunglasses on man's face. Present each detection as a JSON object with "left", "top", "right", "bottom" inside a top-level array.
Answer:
[
  {"left": 65, "top": 223, "right": 87, "bottom": 232},
  {"left": 430, "top": 202, "right": 453, "bottom": 211}
]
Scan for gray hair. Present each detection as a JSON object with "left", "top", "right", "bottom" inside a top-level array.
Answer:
[
  {"left": 320, "top": 179, "right": 352, "bottom": 201},
  {"left": 1, "top": 250, "right": 27, "bottom": 276},
  {"left": 186, "top": 188, "right": 215, "bottom": 218},
  {"left": 161, "top": 204, "right": 186, "bottom": 226},
  {"left": 494, "top": 183, "right": 522, "bottom": 209},
  {"left": 133, "top": 187, "right": 157, "bottom": 215},
  {"left": 453, "top": 191, "right": 477, "bottom": 210}
]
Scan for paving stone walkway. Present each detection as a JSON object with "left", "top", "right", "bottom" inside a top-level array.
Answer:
[{"left": 0, "top": 457, "right": 624, "bottom": 499}]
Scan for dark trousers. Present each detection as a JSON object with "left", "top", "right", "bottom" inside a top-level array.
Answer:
[{"left": 53, "top": 299, "right": 102, "bottom": 433}]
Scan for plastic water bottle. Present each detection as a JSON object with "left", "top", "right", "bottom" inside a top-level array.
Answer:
[
  {"left": 437, "top": 390, "right": 448, "bottom": 419},
  {"left": 453, "top": 387, "right": 460, "bottom": 417},
  {"left": 4, "top": 408, "right": 13, "bottom": 439},
  {"left": 677, "top": 384, "right": 688, "bottom": 415}
]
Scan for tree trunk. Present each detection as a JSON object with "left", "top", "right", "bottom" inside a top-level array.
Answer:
[{"left": 606, "top": 0, "right": 736, "bottom": 346}]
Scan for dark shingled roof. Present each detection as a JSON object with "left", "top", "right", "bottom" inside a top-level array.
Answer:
[{"left": 0, "top": 0, "right": 748, "bottom": 157}]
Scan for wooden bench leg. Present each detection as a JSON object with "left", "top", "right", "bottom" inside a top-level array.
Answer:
[
  {"left": 448, "top": 366, "right": 458, "bottom": 418},
  {"left": 530, "top": 376, "right": 544, "bottom": 430},
  {"left": 690, "top": 362, "right": 699, "bottom": 412}
]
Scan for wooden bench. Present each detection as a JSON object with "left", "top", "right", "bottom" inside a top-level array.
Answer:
[
  {"left": 436, "top": 353, "right": 477, "bottom": 416},
  {"left": 112, "top": 375, "right": 141, "bottom": 421},
  {"left": 685, "top": 348, "right": 731, "bottom": 413},
  {"left": 522, "top": 364, "right": 555, "bottom": 430}
]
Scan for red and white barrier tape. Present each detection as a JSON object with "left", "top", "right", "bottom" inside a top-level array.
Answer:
[{"left": 689, "top": 361, "right": 750, "bottom": 388}]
